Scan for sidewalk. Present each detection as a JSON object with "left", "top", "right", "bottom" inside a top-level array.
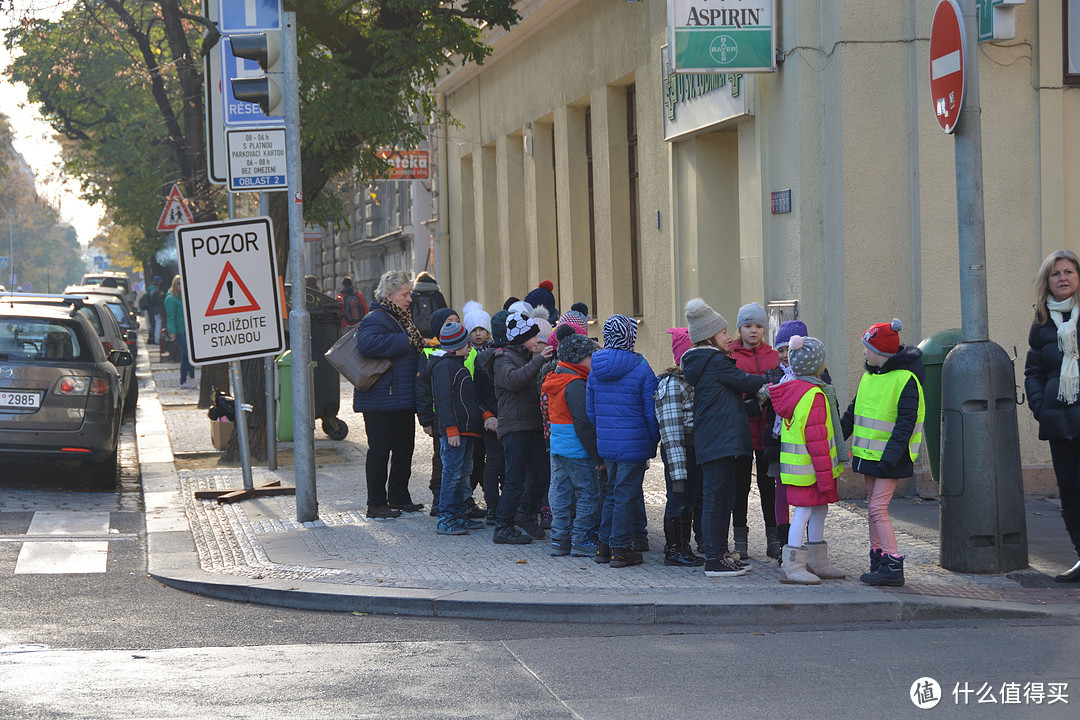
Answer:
[{"left": 136, "top": 336, "right": 1080, "bottom": 625}]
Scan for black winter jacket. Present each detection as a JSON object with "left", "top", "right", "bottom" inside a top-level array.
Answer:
[
  {"left": 840, "top": 346, "right": 926, "bottom": 479},
  {"left": 482, "top": 344, "right": 546, "bottom": 439},
  {"left": 1025, "top": 315, "right": 1080, "bottom": 440},
  {"left": 681, "top": 346, "right": 765, "bottom": 464},
  {"left": 430, "top": 353, "right": 483, "bottom": 438}
]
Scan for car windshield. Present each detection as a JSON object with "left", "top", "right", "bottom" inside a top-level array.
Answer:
[{"left": 0, "top": 319, "right": 85, "bottom": 361}]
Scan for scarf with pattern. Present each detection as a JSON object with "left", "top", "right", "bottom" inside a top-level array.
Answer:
[
  {"left": 1048, "top": 295, "right": 1079, "bottom": 404},
  {"left": 382, "top": 298, "right": 426, "bottom": 354}
]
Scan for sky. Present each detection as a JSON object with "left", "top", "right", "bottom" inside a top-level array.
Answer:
[{"left": 1, "top": 1, "right": 105, "bottom": 246}]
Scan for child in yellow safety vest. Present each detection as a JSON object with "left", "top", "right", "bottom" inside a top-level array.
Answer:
[
  {"left": 840, "top": 319, "right": 927, "bottom": 588},
  {"left": 767, "top": 335, "right": 847, "bottom": 585}
]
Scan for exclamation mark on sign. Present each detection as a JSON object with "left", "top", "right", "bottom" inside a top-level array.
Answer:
[{"left": 227, "top": 280, "right": 235, "bottom": 306}]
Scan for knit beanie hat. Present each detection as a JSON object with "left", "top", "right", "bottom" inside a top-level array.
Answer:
[
  {"left": 736, "top": 301, "right": 768, "bottom": 329},
  {"left": 684, "top": 298, "right": 728, "bottom": 344},
  {"left": 556, "top": 324, "right": 596, "bottom": 364},
  {"left": 774, "top": 320, "right": 808, "bottom": 350},
  {"left": 439, "top": 321, "right": 469, "bottom": 352},
  {"left": 524, "top": 280, "right": 557, "bottom": 319},
  {"left": 534, "top": 317, "right": 553, "bottom": 345},
  {"left": 863, "top": 318, "right": 903, "bottom": 357},
  {"left": 669, "top": 327, "right": 692, "bottom": 366},
  {"left": 490, "top": 310, "right": 510, "bottom": 344},
  {"left": 603, "top": 314, "right": 637, "bottom": 352},
  {"left": 507, "top": 300, "right": 533, "bottom": 317},
  {"left": 788, "top": 335, "right": 826, "bottom": 377},
  {"left": 462, "top": 300, "right": 491, "bottom": 334},
  {"left": 505, "top": 311, "right": 540, "bottom": 345},
  {"left": 502, "top": 296, "right": 520, "bottom": 311},
  {"left": 428, "top": 307, "right": 458, "bottom": 338},
  {"left": 571, "top": 301, "right": 590, "bottom": 319},
  {"left": 548, "top": 310, "right": 588, "bottom": 352}
]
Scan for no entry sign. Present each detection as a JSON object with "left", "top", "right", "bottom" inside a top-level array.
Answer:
[
  {"left": 176, "top": 217, "right": 285, "bottom": 364},
  {"left": 930, "top": 0, "right": 966, "bottom": 134}
]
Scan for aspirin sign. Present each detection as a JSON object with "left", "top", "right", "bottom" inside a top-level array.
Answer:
[
  {"left": 667, "top": 0, "right": 776, "bottom": 73},
  {"left": 177, "top": 217, "right": 284, "bottom": 364}
]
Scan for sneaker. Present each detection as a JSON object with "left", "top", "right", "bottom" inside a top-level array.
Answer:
[
  {"left": 486, "top": 509, "right": 498, "bottom": 526},
  {"left": 429, "top": 505, "right": 440, "bottom": 518},
  {"left": 726, "top": 552, "right": 750, "bottom": 570},
  {"left": 436, "top": 517, "right": 469, "bottom": 536},
  {"left": 571, "top": 540, "right": 597, "bottom": 557},
  {"left": 389, "top": 502, "right": 425, "bottom": 513},
  {"left": 594, "top": 542, "right": 612, "bottom": 564},
  {"left": 539, "top": 506, "right": 553, "bottom": 530},
  {"left": 367, "top": 506, "right": 401, "bottom": 520},
  {"left": 550, "top": 538, "right": 571, "bottom": 556},
  {"left": 466, "top": 504, "right": 487, "bottom": 519},
  {"left": 462, "top": 517, "right": 485, "bottom": 530},
  {"left": 517, "top": 516, "right": 547, "bottom": 539},
  {"left": 493, "top": 525, "right": 533, "bottom": 545},
  {"left": 704, "top": 555, "right": 748, "bottom": 577},
  {"left": 610, "top": 547, "right": 644, "bottom": 568}
]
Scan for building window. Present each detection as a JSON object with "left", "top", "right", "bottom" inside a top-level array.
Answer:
[
  {"left": 1067, "top": 0, "right": 1080, "bottom": 85},
  {"left": 627, "top": 85, "right": 642, "bottom": 316},
  {"left": 585, "top": 106, "right": 598, "bottom": 315}
]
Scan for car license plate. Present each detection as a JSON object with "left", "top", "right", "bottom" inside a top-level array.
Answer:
[{"left": 0, "top": 391, "right": 40, "bottom": 409}]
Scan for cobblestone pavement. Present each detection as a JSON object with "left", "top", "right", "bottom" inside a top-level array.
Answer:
[{"left": 142, "top": 343, "right": 1080, "bottom": 620}]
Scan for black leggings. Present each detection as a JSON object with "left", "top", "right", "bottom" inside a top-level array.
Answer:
[
  {"left": 733, "top": 450, "right": 776, "bottom": 528},
  {"left": 1049, "top": 438, "right": 1080, "bottom": 558},
  {"left": 363, "top": 410, "right": 416, "bottom": 508}
]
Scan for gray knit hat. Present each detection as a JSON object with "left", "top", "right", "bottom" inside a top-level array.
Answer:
[
  {"left": 556, "top": 324, "right": 596, "bottom": 364},
  {"left": 736, "top": 301, "right": 768, "bottom": 329},
  {"left": 788, "top": 335, "right": 826, "bottom": 377},
  {"left": 685, "top": 298, "right": 728, "bottom": 344}
]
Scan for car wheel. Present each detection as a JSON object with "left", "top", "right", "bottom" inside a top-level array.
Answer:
[
  {"left": 124, "top": 376, "right": 139, "bottom": 415},
  {"left": 321, "top": 416, "right": 348, "bottom": 441},
  {"left": 90, "top": 447, "right": 118, "bottom": 489}
]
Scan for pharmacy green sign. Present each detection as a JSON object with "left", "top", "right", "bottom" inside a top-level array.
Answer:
[{"left": 667, "top": 0, "right": 776, "bottom": 74}]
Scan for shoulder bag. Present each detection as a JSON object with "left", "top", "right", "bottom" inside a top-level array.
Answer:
[{"left": 323, "top": 315, "right": 394, "bottom": 392}]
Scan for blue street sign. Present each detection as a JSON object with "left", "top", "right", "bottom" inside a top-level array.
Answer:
[
  {"left": 0, "top": 256, "right": 7, "bottom": 267},
  {"left": 221, "top": 38, "right": 284, "bottom": 126},
  {"left": 219, "top": 0, "right": 281, "bottom": 34}
]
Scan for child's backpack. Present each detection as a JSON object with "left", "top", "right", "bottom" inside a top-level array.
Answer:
[
  {"left": 411, "top": 294, "right": 439, "bottom": 338},
  {"left": 341, "top": 291, "right": 365, "bottom": 325}
]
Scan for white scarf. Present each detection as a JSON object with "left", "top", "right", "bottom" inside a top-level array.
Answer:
[{"left": 1048, "top": 295, "right": 1079, "bottom": 404}]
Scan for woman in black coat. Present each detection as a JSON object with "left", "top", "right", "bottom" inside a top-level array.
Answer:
[{"left": 1025, "top": 249, "right": 1080, "bottom": 583}]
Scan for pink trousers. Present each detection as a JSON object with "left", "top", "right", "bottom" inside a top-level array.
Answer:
[{"left": 865, "top": 475, "right": 899, "bottom": 554}]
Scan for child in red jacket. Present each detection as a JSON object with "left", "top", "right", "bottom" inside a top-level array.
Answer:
[{"left": 727, "top": 302, "right": 780, "bottom": 559}]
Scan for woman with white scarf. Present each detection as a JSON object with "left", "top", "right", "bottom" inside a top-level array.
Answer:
[{"left": 1025, "top": 249, "right": 1080, "bottom": 583}]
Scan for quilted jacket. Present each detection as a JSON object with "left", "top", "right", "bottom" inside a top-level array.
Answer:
[{"left": 585, "top": 348, "right": 659, "bottom": 462}]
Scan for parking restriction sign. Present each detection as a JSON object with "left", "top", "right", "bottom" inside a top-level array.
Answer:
[{"left": 176, "top": 217, "right": 284, "bottom": 364}]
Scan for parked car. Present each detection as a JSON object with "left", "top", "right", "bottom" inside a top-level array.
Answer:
[
  {"left": 0, "top": 302, "right": 131, "bottom": 487},
  {"left": 65, "top": 285, "right": 140, "bottom": 351},
  {"left": 81, "top": 271, "right": 134, "bottom": 307},
  {"left": 0, "top": 293, "right": 137, "bottom": 414}
]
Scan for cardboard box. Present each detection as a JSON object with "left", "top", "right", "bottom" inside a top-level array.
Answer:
[{"left": 210, "top": 419, "right": 235, "bottom": 450}]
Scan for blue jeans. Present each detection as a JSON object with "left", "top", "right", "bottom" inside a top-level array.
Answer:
[
  {"left": 701, "top": 456, "right": 738, "bottom": 560},
  {"left": 439, "top": 436, "right": 474, "bottom": 520},
  {"left": 550, "top": 455, "right": 600, "bottom": 543},
  {"left": 497, "top": 430, "right": 549, "bottom": 529},
  {"left": 599, "top": 460, "right": 647, "bottom": 549},
  {"left": 175, "top": 332, "right": 194, "bottom": 384}
]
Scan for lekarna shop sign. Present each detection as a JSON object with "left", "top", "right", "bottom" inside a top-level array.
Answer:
[{"left": 176, "top": 217, "right": 284, "bottom": 364}]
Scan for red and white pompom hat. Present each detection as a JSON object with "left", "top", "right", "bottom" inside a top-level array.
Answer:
[{"left": 862, "top": 318, "right": 903, "bottom": 357}]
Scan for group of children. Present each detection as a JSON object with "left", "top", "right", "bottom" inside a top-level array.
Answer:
[{"left": 415, "top": 281, "right": 926, "bottom": 588}]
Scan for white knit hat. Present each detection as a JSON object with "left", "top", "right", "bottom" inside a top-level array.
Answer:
[{"left": 462, "top": 300, "right": 491, "bottom": 334}]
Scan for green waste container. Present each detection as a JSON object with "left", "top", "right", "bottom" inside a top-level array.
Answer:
[
  {"left": 276, "top": 350, "right": 293, "bottom": 442},
  {"left": 917, "top": 328, "right": 963, "bottom": 484}
]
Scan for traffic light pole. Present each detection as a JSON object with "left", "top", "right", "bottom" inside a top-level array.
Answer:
[{"left": 283, "top": 11, "right": 318, "bottom": 522}]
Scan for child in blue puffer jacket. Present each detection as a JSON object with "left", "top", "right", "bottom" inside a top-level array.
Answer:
[{"left": 586, "top": 314, "right": 660, "bottom": 568}]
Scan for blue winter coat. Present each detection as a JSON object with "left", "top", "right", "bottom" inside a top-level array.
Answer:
[
  {"left": 351, "top": 302, "right": 420, "bottom": 414},
  {"left": 586, "top": 348, "right": 659, "bottom": 462},
  {"left": 681, "top": 346, "right": 766, "bottom": 464}
]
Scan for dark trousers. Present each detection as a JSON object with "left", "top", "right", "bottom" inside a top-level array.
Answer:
[
  {"left": 1048, "top": 439, "right": 1080, "bottom": 557},
  {"left": 480, "top": 429, "right": 503, "bottom": 509},
  {"left": 363, "top": 410, "right": 416, "bottom": 509},
  {"left": 429, "top": 433, "right": 442, "bottom": 499},
  {"left": 702, "top": 456, "right": 738, "bottom": 560},
  {"left": 146, "top": 311, "right": 157, "bottom": 344},
  {"left": 733, "top": 449, "right": 776, "bottom": 528},
  {"left": 496, "top": 430, "right": 548, "bottom": 529},
  {"left": 661, "top": 445, "right": 704, "bottom": 543}
]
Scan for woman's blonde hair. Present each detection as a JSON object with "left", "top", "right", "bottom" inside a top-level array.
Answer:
[
  {"left": 375, "top": 270, "right": 413, "bottom": 302},
  {"left": 1034, "top": 249, "right": 1080, "bottom": 323},
  {"left": 170, "top": 275, "right": 182, "bottom": 297}
]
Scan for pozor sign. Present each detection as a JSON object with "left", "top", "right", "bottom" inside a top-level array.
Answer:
[
  {"left": 176, "top": 217, "right": 284, "bottom": 364},
  {"left": 667, "top": 0, "right": 777, "bottom": 73}
]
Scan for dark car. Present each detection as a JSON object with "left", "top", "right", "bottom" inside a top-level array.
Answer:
[
  {"left": 66, "top": 285, "right": 140, "bottom": 353},
  {"left": 0, "top": 303, "right": 131, "bottom": 487}
]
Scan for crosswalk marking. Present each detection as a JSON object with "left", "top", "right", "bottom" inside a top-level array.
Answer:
[{"left": 13, "top": 511, "right": 112, "bottom": 575}]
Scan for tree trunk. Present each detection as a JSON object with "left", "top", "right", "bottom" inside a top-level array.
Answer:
[
  {"left": 199, "top": 364, "right": 230, "bottom": 410},
  {"left": 218, "top": 357, "right": 269, "bottom": 464}
]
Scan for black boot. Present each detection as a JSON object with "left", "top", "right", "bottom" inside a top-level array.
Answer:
[
  {"left": 610, "top": 547, "right": 644, "bottom": 568},
  {"left": 765, "top": 526, "right": 782, "bottom": 559},
  {"left": 664, "top": 517, "right": 702, "bottom": 566},
  {"left": 860, "top": 552, "right": 904, "bottom": 587},
  {"left": 678, "top": 513, "right": 705, "bottom": 566},
  {"left": 776, "top": 523, "right": 790, "bottom": 565},
  {"left": 594, "top": 542, "right": 612, "bottom": 564}
]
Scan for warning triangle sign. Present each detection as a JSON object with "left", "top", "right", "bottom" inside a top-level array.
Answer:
[
  {"left": 157, "top": 184, "right": 194, "bottom": 231},
  {"left": 205, "top": 261, "right": 261, "bottom": 316}
]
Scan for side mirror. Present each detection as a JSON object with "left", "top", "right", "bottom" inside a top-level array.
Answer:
[{"left": 109, "top": 349, "right": 133, "bottom": 367}]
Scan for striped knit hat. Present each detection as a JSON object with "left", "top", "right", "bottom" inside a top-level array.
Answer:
[
  {"left": 603, "top": 314, "right": 637, "bottom": 352},
  {"left": 439, "top": 321, "right": 469, "bottom": 352}
]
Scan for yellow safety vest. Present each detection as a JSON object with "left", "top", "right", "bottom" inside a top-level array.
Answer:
[
  {"left": 851, "top": 369, "right": 925, "bottom": 463},
  {"left": 425, "top": 346, "right": 477, "bottom": 379},
  {"left": 780, "top": 387, "right": 844, "bottom": 487}
]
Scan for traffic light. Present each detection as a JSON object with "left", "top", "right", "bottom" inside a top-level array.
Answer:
[{"left": 229, "top": 31, "right": 284, "bottom": 117}]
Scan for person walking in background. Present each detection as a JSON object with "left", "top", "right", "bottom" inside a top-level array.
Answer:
[
  {"left": 337, "top": 277, "right": 368, "bottom": 329},
  {"left": 655, "top": 327, "right": 704, "bottom": 567},
  {"left": 141, "top": 275, "right": 161, "bottom": 345},
  {"left": 681, "top": 299, "right": 766, "bottom": 577},
  {"left": 353, "top": 270, "right": 426, "bottom": 520},
  {"left": 586, "top": 315, "right": 659, "bottom": 568},
  {"left": 841, "top": 318, "right": 926, "bottom": 588},
  {"left": 768, "top": 335, "right": 846, "bottom": 585},
  {"left": 164, "top": 275, "right": 194, "bottom": 389},
  {"left": 1025, "top": 249, "right": 1080, "bottom": 583},
  {"left": 728, "top": 301, "right": 780, "bottom": 560}
]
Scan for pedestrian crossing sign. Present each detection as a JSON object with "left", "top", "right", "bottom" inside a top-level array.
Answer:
[{"left": 157, "top": 184, "right": 195, "bottom": 232}]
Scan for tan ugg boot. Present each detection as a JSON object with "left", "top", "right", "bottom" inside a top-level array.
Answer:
[
  {"left": 778, "top": 545, "right": 821, "bottom": 585},
  {"left": 805, "top": 541, "right": 846, "bottom": 579}
]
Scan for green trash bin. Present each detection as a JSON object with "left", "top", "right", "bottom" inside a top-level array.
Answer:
[
  {"left": 917, "top": 328, "right": 963, "bottom": 484},
  {"left": 276, "top": 350, "right": 293, "bottom": 442}
]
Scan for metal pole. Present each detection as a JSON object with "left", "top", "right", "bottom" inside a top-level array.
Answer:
[
  {"left": 230, "top": 360, "right": 254, "bottom": 490},
  {"left": 260, "top": 191, "right": 278, "bottom": 471},
  {"left": 283, "top": 11, "right": 317, "bottom": 521}
]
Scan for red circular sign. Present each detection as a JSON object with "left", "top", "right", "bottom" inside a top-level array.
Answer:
[{"left": 929, "top": 0, "right": 966, "bottom": 134}]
